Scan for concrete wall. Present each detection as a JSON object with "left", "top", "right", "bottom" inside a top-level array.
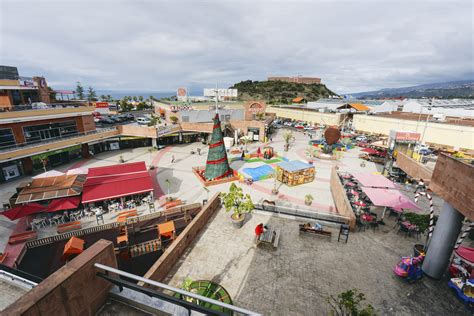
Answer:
[
  {"left": 353, "top": 115, "right": 474, "bottom": 150},
  {"left": 329, "top": 167, "right": 356, "bottom": 230},
  {"left": 3, "top": 239, "right": 117, "bottom": 316},
  {"left": 396, "top": 152, "right": 433, "bottom": 183},
  {"left": 429, "top": 154, "right": 474, "bottom": 220},
  {"left": 0, "top": 106, "right": 95, "bottom": 120},
  {"left": 118, "top": 124, "right": 157, "bottom": 138},
  {"left": 142, "top": 194, "right": 221, "bottom": 283},
  {"left": 267, "top": 106, "right": 342, "bottom": 126}
]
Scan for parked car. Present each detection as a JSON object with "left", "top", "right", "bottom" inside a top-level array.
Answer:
[
  {"left": 418, "top": 148, "right": 433, "bottom": 155},
  {"left": 136, "top": 117, "right": 151, "bottom": 125},
  {"left": 355, "top": 135, "right": 367, "bottom": 142},
  {"left": 98, "top": 117, "right": 114, "bottom": 124}
]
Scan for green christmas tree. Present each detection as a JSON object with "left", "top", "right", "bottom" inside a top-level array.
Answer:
[{"left": 204, "top": 114, "right": 232, "bottom": 180}]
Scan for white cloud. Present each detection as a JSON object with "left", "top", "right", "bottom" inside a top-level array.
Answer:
[{"left": 1, "top": 0, "right": 472, "bottom": 93}]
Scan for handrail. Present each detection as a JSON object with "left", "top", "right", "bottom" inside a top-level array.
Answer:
[
  {"left": 0, "top": 270, "right": 38, "bottom": 289},
  {"left": 94, "top": 263, "right": 260, "bottom": 315},
  {"left": 0, "top": 128, "right": 117, "bottom": 153}
]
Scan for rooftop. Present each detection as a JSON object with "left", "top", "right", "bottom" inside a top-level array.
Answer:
[{"left": 164, "top": 208, "right": 470, "bottom": 315}]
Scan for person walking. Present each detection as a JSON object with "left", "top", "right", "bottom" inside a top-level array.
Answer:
[
  {"left": 171, "top": 155, "right": 175, "bottom": 163},
  {"left": 197, "top": 147, "right": 201, "bottom": 155}
]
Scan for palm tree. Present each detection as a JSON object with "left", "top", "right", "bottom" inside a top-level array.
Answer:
[{"left": 283, "top": 131, "right": 293, "bottom": 151}]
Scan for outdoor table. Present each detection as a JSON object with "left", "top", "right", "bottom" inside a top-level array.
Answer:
[
  {"left": 31, "top": 218, "right": 46, "bottom": 230},
  {"left": 353, "top": 201, "right": 367, "bottom": 207},
  {"left": 350, "top": 190, "right": 359, "bottom": 196},
  {"left": 342, "top": 175, "right": 353, "bottom": 179},
  {"left": 361, "top": 214, "right": 374, "bottom": 222},
  {"left": 345, "top": 182, "right": 356, "bottom": 187},
  {"left": 95, "top": 211, "right": 104, "bottom": 225},
  {"left": 258, "top": 226, "right": 279, "bottom": 247},
  {"left": 52, "top": 214, "right": 64, "bottom": 225}
]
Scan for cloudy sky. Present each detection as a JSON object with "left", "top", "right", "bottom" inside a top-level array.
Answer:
[{"left": 1, "top": 0, "right": 472, "bottom": 93}]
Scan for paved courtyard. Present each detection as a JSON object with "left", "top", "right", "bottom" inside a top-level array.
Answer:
[{"left": 164, "top": 208, "right": 469, "bottom": 315}]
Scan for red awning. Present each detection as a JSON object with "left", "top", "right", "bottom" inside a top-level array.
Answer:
[
  {"left": 1, "top": 203, "right": 46, "bottom": 220},
  {"left": 82, "top": 162, "right": 153, "bottom": 204},
  {"left": 46, "top": 197, "right": 81, "bottom": 213},
  {"left": 455, "top": 246, "right": 474, "bottom": 264}
]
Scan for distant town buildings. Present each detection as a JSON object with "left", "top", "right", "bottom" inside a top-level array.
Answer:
[
  {"left": 0, "top": 65, "right": 51, "bottom": 110},
  {"left": 268, "top": 76, "right": 322, "bottom": 85}
]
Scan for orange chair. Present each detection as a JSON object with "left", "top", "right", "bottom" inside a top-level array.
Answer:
[{"left": 158, "top": 220, "right": 176, "bottom": 240}]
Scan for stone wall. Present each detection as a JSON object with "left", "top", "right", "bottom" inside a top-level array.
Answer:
[
  {"left": 142, "top": 193, "right": 221, "bottom": 283},
  {"left": 396, "top": 152, "right": 433, "bottom": 183},
  {"left": 329, "top": 167, "right": 356, "bottom": 230},
  {"left": 430, "top": 154, "right": 474, "bottom": 220},
  {"left": 3, "top": 239, "right": 117, "bottom": 316}
]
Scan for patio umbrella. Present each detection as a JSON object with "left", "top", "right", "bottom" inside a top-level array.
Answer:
[
  {"left": 1, "top": 203, "right": 46, "bottom": 220},
  {"left": 46, "top": 197, "right": 81, "bottom": 213},
  {"left": 32, "top": 170, "right": 65, "bottom": 179}
]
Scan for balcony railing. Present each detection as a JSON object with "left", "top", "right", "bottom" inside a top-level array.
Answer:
[
  {"left": 95, "top": 263, "right": 260, "bottom": 316},
  {"left": 7, "top": 102, "right": 88, "bottom": 112},
  {"left": 0, "top": 128, "right": 117, "bottom": 154}
]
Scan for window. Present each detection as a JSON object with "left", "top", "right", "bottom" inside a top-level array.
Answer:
[
  {"left": 182, "top": 116, "right": 189, "bottom": 122},
  {"left": 23, "top": 121, "right": 78, "bottom": 143},
  {"left": 224, "top": 114, "right": 231, "bottom": 122},
  {"left": 0, "top": 128, "right": 16, "bottom": 148}
]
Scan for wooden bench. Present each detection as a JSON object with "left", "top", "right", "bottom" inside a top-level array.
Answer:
[
  {"left": 57, "top": 221, "right": 82, "bottom": 234},
  {"left": 164, "top": 200, "right": 183, "bottom": 210},
  {"left": 299, "top": 224, "right": 332, "bottom": 238},
  {"left": 257, "top": 226, "right": 280, "bottom": 248},
  {"left": 8, "top": 231, "right": 38, "bottom": 244},
  {"left": 117, "top": 209, "right": 138, "bottom": 222},
  {"left": 118, "top": 209, "right": 137, "bottom": 217}
]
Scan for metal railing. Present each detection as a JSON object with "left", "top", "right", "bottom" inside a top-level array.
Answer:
[
  {"left": 9, "top": 103, "right": 87, "bottom": 112},
  {"left": 95, "top": 263, "right": 260, "bottom": 316},
  {"left": 0, "top": 127, "right": 117, "bottom": 153},
  {"left": 0, "top": 269, "right": 38, "bottom": 289}
]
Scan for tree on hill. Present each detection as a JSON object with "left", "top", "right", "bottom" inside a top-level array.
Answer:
[{"left": 231, "top": 80, "right": 337, "bottom": 103}]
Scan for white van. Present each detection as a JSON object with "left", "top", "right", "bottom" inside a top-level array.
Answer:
[{"left": 136, "top": 117, "right": 151, "bottom": 125}]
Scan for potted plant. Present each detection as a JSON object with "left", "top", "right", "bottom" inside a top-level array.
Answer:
[
  {"left": 220, "top": 183, "right": 254, "bottom": 228},
  {"left": 305, "top": 194, "right": 314, "bottom": 206}
]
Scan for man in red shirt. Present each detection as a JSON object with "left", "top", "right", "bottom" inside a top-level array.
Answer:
[{"left": 255, "top": 223, "right": 264, "bottom": 241}]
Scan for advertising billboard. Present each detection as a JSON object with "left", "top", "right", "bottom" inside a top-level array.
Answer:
[
  {"left": 203, "top": 88, "right": 238, "bottom": 98},
  {"left": 177, "top": 87, "right": 188, "bottom": 101}
]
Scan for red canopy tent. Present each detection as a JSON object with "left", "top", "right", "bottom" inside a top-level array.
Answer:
[
  {"left": 46, "top": 197, "right": 81, "bottom": 213},
  {"left": 0, "top": 203, "right": 45, "bottom": 220},
  {"left": 82, "top": 162, "right": 153, "bottom": 204}
]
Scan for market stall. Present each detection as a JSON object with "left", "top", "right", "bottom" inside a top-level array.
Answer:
[{"left": 276, "top": 160, "right": 315, "bottom": 186}]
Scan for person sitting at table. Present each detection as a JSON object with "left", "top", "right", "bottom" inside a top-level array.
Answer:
[{"left": 255, "top": 223, "right": 264, "bottom": 239}]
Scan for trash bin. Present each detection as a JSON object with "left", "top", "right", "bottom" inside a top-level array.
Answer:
[{"left": 414, "top": 244, "right": 425, "bottom": 257}]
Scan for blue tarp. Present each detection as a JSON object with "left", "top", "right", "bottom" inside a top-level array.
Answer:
[
  {"left": 277, "top": 160, "right": 313, "bottom": 172},
  {"left": 242, "top": 164, "right": 275, "bottom": 181}
]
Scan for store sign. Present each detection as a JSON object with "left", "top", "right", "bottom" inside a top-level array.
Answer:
[
  {"left": 95, "top": 102, "right": 109, "bottom": 108},
  {"left": 248, "top": 102, "right": 264, "bottom": 112},
  {"left": 19, "top": 77, "right": 35, "bottom": 87},
  {"left": 3, "top": 165, "right": 20, "bottom": 180},
  {"left": 203, "top": 88, "right": 238, "bottom": 98},
  {"left": 395, "top": 131, "right": 420, "bottom": 143}
]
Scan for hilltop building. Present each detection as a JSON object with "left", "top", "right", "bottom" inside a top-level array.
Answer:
[{"left": 268, "top": 76, "right": 321, "bottom": 85}]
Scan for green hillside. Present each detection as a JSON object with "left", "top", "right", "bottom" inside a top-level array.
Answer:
[{"left": 230, "top": 80, "right": 337, "bottom": 104}]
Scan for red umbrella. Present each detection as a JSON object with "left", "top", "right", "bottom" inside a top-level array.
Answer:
[
  {"left": 1, "top": 203, "right": 46, "bottom": 220},
  {"left": 257, "top": 147, "right": 261, "bottom": 155},
  {"left": 46, "top": 197, "right": 81, "bottom": 213}
]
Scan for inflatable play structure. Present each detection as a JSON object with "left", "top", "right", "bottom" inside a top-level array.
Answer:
[
  {"left": 177, "top": 280, "right": 233, "bottom": 315},
  {"left": 393, "top": 253, "right": 425, "bottom": 282}
]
